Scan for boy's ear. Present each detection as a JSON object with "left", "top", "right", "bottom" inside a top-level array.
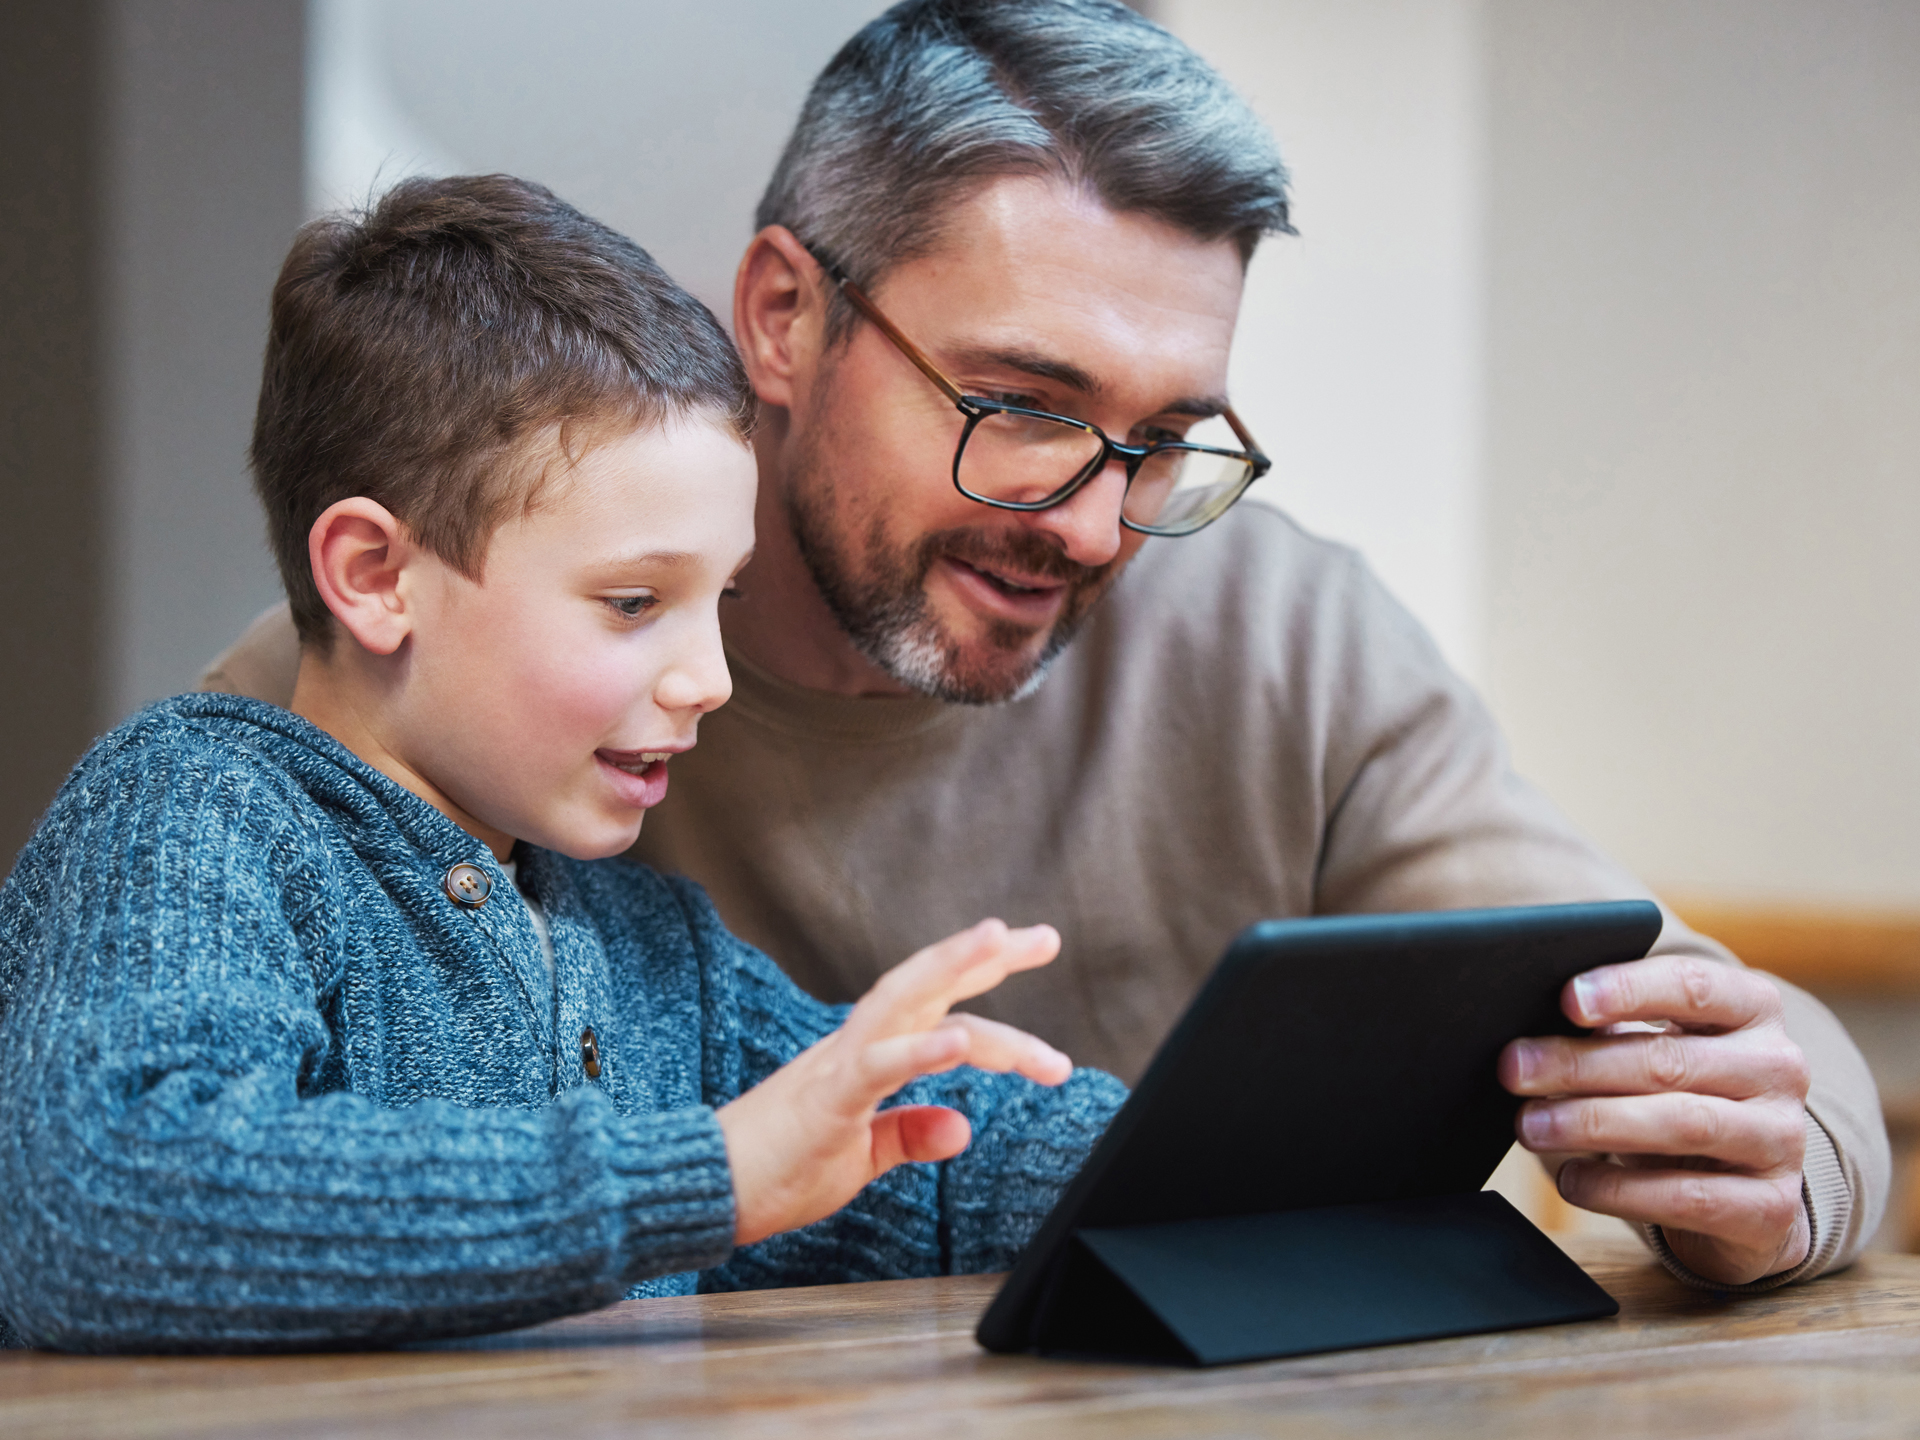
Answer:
[
  {"left": 733, "top": 226, "right": 827, "bottom": 412},
  {"left": 307, "top": 498, "right": 416, "bottom": 657}
]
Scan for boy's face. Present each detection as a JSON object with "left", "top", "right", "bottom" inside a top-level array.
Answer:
[{"left": 392, "top": 416, "right": 756, "bottom": 860}]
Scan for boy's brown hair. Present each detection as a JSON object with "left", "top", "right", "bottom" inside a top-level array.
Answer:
[{"left": 251, "top": 174, "right": 755, "bottom": 646}]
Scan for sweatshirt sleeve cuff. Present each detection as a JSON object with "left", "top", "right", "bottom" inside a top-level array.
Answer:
[
  {"left": 1639, "top": 1110, "right": 1851, "bottom": 1293},
  {"left": 607, "top": 1106, "right": 738, "bottom": 1282}
]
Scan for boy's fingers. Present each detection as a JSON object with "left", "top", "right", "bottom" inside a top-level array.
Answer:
[
  {"left": 845, "top": 920, "right": 1061, "bottom": 1045},
  {"left": 939, "top": 1014, "right": 1071, "bottom": 1085},
  {"left": 841, "top": 1016, "right": 1071, "bottom": 1114},
  {"left": 870, "top": 1105, "right": 972, "bottom": 1172},
  {"left": 910, "top": 920, "right": 1059, "bottom": 1005},
  {"left": 842, "top": 921, "right": 1005, "bottom": 1043},
  {"left": 854, "top": 1028, "right": 973, "bottom": 1098}
]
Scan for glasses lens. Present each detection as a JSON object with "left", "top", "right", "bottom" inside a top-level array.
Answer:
[
  {"left": 1122, "top": 414, "right": 1257, "bottom": 534},
  {"left": 957, "top": 410, "right": 1107, "bottom": 508}
]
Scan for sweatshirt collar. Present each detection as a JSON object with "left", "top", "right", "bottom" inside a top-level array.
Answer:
[{"left": 719, "top": 646, "right": 969, "bottom": 745}]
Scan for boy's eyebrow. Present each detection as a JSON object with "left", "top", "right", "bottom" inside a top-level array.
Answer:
[
  {"left": 592, "top": 548, "right": 701, "bottom": 571},
  {"left": 943, "top": 345, "right": 1230, "bottom": 419}
]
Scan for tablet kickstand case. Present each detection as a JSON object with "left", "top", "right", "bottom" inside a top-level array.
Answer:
[
  {"left": 1027, "top": 1191, "right": 1611, "bottom": 1367},
  {"left": 977, "top": 902, "right": 1664, "bottom": 1367}
]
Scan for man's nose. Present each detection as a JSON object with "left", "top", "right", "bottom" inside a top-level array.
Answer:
[{"left": 1018, "top": 458, "right": 1128, "bottom": 568}]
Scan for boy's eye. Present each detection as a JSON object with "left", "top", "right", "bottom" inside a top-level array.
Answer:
[
  {"left": 604, "top": 594, "right": 658, "bottom": 620},
  {"left": 722, "top": 584, "right": 745, "bottom": 601}
]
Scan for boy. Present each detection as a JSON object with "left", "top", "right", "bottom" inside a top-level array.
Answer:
[{"left": 0, "top": 175, "right": 1122, "bottom": 1352}]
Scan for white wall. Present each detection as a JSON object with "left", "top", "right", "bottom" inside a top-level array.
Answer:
[
  {"left": 307, "top": 0, "right": 882, "bottom": 319},
  {"left": 1484, "top": 0, "right": 1920, "bottom": 906},
  {"left": 1160, "top": 0, "right": 1489, "bottom": 681}
]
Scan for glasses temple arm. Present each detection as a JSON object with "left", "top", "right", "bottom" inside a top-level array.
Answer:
[
  {"left": 827, "top": 271, "right": 972, "bottom": 409},
  {"left": 814, "top": 244, "right": 1270, "bottom": 477},
  {"left": 1222, "top": 405, "right": 1272, "bottom": 474}
]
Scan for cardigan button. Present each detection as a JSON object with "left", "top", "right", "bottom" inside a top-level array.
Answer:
[
  {"left": 581, "top": 1027, "right": 602, "bottom": 1078},
  {"left": 443, "top": 863, "right": 492, "bottom": 908}
]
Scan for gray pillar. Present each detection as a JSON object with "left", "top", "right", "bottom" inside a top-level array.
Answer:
[
  {"left": 0, "top": 1, "right": 303, "bottom": 869},
  {"left": 1, "top": 4, "right": 109, "bottom": 866}
]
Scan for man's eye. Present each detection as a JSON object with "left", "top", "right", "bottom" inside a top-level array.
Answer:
[
  {"left": 984, "top": 390, "right": 1046, "bottom": 411},
  {"left": 604, "top": 594, "right": 657, "bottom": 620},
  {"left": 1139, "top": 424, "right": 1188, "bottom": 447},
  {"left": 722, "top": 585, "right": 745, "bottom": 601}
]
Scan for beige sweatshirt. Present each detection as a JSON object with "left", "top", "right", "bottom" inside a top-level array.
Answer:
[{"left": 203, "top": 501, "right": 1888, "bottom": 1287}]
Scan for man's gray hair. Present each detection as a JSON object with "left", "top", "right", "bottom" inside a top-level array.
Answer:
[{"left": 756, "top": 0, "right": 1292, "bottom": 338}]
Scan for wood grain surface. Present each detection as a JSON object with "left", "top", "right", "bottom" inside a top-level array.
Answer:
[{"left": 5, "top": 1237, "right": 1919, "bottom": 1439}]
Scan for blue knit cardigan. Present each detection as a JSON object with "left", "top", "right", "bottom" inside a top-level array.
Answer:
[{"left": 0, "top": 694, "right": 1123, "bottom": 1352}]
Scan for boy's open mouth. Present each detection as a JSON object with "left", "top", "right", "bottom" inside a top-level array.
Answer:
[
  {"left": 595, "top": 750, "right": 678, "bottom": 809},
  {"left": 604, "top": 751, "right": 675, "bottom": 775}
]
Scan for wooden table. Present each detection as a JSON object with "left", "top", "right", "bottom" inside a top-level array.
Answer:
[{"left": 6, "top": 1237, "right": 1920, "bottom": 1439}]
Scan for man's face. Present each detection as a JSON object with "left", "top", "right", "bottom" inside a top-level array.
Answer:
[{"left": 782, "top": 176, "right": 1246, "bottom": 703}]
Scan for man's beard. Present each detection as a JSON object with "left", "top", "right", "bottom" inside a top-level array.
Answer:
[{"left": 784, "top": 441, "right": 1119, "bottom": 706}]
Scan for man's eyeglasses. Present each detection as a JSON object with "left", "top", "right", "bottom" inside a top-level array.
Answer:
[{"left": 812, "top": 252, "right": 1271, "bottom": 538}]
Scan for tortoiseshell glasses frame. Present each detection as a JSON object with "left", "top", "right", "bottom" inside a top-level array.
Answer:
[{"left": 812, "top": 252, "right": 1271, "bottom": 538}]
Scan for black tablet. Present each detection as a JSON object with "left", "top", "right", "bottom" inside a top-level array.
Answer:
[{"left": 976, "top": 900, "right": 1664, "bottom": 1361}]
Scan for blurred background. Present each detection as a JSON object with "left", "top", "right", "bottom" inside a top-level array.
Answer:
[{"left": 4, "top": 1, "right": 1917, "bottom": 1242}]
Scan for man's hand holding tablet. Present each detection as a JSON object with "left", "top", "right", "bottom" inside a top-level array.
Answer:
[{"left": 1502, "top": 956, "right": 1812, "bottom": 1286}]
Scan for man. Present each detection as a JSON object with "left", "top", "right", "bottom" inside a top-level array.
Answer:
[{"left": 208, "top": 0, "right": 1886, "bottom": 1291}]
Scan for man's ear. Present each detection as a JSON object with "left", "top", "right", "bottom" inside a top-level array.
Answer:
[
  {"left": 307, "top": 498, "right": 416, "bottom": 657},
  {"left": 733, "top": 225, "right": 829, "bottom": 411}
]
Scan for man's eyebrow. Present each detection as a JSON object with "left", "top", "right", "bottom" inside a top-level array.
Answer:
[
  {"left": 944, "top": 345, "right": 1230, "bottom": 420},
  {"left": 1161, "top": 395, "right": 1230, "bottom": 420},
  {"left": 947, "top": 345, "right": 1103, "bottom": 397}
]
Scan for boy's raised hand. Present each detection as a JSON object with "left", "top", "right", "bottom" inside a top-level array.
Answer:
[{"left": 716, "top": 919, "right": 1071, "bottom": 1247}]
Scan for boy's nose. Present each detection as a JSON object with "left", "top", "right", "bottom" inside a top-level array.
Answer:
[{"left": 655, "top": 631, "right": 734, "bottom": 716}]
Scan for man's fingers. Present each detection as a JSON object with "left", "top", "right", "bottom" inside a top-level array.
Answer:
[
  {"left": 1502, "top": 1029, "right": 1810, "bottom": 1102},
  {"left": 1556, "top": 1159, "right": 1809, "bottom": 1270},
  {"left": 843, "top": 919, "right": 1062, "bottom": 1045},
  {"left": 938, "top": 1014, "right": 1071, "bottom": 1085},
  {"left": 1517, "top": 1092, "right": 1806, "bottom": 1172},
  {"left": 870, "top": 1105, "right": 972, "bottom": 1171},
  {"left": 1564, "top": 956, "right": 1784, "bottom": 1032}
]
